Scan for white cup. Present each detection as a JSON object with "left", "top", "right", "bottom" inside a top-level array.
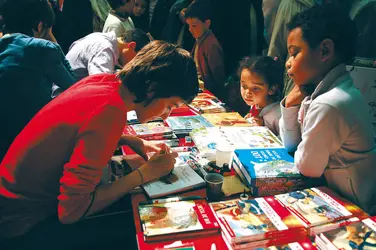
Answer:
[{"left": 215, "top": 145, "right": 233, "bottom": 168}]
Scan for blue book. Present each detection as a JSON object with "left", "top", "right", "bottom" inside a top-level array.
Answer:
[{"left": 232, "top": 148, "right": 303, "bottom": 187}]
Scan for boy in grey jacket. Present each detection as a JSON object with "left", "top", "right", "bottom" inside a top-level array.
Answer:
[{"left": 280, "top": 4, "right": 376, "bottom": 215}]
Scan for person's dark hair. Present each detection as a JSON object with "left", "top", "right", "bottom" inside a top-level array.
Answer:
[
  {"left": 118, "top": 40, "right": 199, "bottom": 105},
  {"left": 122, "top": 29, "right": 150, "bottom": 52},
  {"left": 288, "top": 3, "right": 357, "bottom": 64},
  {"left": 237, "top": 56, "right": 284, "bottom": 101},
  {"left": 184, "top": 0, "right": 212, "bottom": 22},
  {"left": 2, "top": 0, "right": 55, "bottom": 36},
  {"left": 107, "top": 0, "right": 130, "bottom": 10}
]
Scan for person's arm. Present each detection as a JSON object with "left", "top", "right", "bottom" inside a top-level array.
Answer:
[
  {"left": 87, "top": 48, "right": 116, "bottom": 75},
  {"left": 279, "top": 98, "right": 301, "bottom": 152},
  {"left": 43, "top": 42, "right": 76, "bottom": 90},
  {"left": 294, "top": 103, "right": 350, "bottom": 178}
]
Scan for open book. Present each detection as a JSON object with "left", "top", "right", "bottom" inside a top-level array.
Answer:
[{"left": 142, "top": 153, "right": 206, "bottom": 198}]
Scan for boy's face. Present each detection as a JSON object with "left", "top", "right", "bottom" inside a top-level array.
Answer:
[
  {"left": 119, "top": 0, "right": 135, "bottom": 15},
  {"left": 286, "top": 28, "right": 323, "bottom": 86},
  {"left": 136, "top": 97, "right": 185, "bottom": 123},
  {"left": 186, "top": 17, "right": 210, "bottom": 39},
  {"left": 240, "top": 69, "right": 273, "bottom": 109},
  {"left": 133, "top": 0, "right": 147, "bottom": 16}
]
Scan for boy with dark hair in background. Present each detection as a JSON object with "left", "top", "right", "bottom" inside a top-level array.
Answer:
[
  {"left": 0, "top": 0, "right": 75, "bottom": 161},
  {"left": 185, "top": 0, "right": 226, "bottom": 100},
  {"left": 280, "top": 4, "right": 376, "bottom": 215},
  {"left": 103, "top": 0, "right": 135, "bottom": 37},
  {"left": 66, "top": 29, "right": 150, "bottom": 81}
]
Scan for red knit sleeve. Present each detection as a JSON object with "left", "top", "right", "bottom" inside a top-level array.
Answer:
[{"left": 57, "top": 102, "right": 126, "bottom": 224}]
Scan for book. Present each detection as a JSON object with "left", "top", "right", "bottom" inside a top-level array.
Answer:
[
  {"left": 210, "top": 197, "right": 306, "bottom": 245},
  {"left": 166, "top": 115, "right": 214, "bottom": 136},
  {"left": 138, "top": 197, "right": 220, "bottom": 242},
  {"left": 136, "top": 232, "right": 227, "bottom": 250},
  {"left": 123, "top": 122, "right": 173, "bottom": 139},
  {"left": 308, "top": 217, "right": 360, "bottom": 237},
  {"left": 142, "top": 152, "right": 206, "bottom": 198},
  {"left": 275, "top": 187, "right": 354, "bottom": 228},
  {"left": 191, "top": 127, "right": 284, "bottom": 161},
  {"left": 318, "top": 216, "right": 376, "bottom": 250},
  {"left": 190, "top": 93, "right": 227, "bottom": 113},
  {"left": 202, "top": 112, "right": 253, "bottom": 127},
  {"left": 232, "top": 148, "right": 303, "bottom": 188}
]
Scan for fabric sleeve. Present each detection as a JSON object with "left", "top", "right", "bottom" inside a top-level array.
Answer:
[
  {"left": 43, "top": 42, "right": 76, "bottom": 90},
  {"left": 279, "top": 98, "right": 301, "bottom": 152},
  {"left": 57, "top": 103, "right": 125, "bottom": 223},
  {"left": 87, "top": 48, "right": 116, "bottom": 75},
  {"left": 103, "top": 24, "right": 123, "bottom": 38},
  {"left": 294, "top": 103, "right": 350, "bottom": 178}
]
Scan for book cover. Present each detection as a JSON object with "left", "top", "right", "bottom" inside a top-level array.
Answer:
[
  {"left": 210, "top": 197, "right": 305, "bottom": 245},
  {"left": 123, "top": 122, "right": 173, "bottom": 138},
  {"left": 166, "top": 116, "right": 214, "bottom": 132},
  {"left": 136, "top": 232, "right": 227, "bottom": 250},
  {"left": 190, "top": 93, "right": 226, "bottom": 113},
  {"left": 139, "top": 198, "right": 220, "bottom": 242},
  {"left": 202, "top": 112, "right": 253, "bottom": 127},
  {"left": 233, "top": 148, "right": 302, "bottom": 187},
  {"left": 275, "top": 188, "right": 353, "bottom": 228},
  {"left": 319, "top": 216, "right": 376, "bottom": 250},
  {"left": 308, "top": 217, "right": 360, "bottom": 237},
  {"left": 142, "top": 153, "right": 206, "bottom": 198},
  {"left": 191, "top": 127, "right": 284, "bottom": 161}
]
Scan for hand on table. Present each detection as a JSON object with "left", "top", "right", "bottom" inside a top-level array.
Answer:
[{"left": 247, "top": 116, "right": 264, "bottom": 126}]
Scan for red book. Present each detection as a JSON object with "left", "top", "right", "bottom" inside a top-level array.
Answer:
[
  {"left": 136, "top": 232, "right": 228, "bottom": 250},
  {"left": 139, "top": 197, "right": 220, "bottom": 242},
  {"left": 210, "top": 197, "right": 306, "bottom": 245}
]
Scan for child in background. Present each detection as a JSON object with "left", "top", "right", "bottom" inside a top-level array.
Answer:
[
  {"left": 238, "top": 56, "right": 284, "bottom": 136},
  {"left": 280, "top": 4, "right": 376, "bottom": 215},
  {"left": 184, "top": 0, "right": 226, "bottom": 100},
  {"left": 132, "top": 0, "right": 149, "bottom": 32},
  {"left": 103, "top": 0, "right": 135, "bottom": 37}
]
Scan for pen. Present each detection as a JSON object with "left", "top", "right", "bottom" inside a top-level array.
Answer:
[{"left": 171, "top": 146, "right": 192, "bottom": 153}]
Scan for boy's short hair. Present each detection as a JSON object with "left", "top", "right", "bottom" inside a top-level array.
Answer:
[
  {"left": 2, "top": 0, "right": 55, "bottom": 36},
  {"left": 107, "top": 0, "right": 130, "bottom": 10},
  {"left": 238, "top": 56, "right": 284, "bottom": 100},
  {"left": 122, "top": 29, "right": 150, "bottom": 52},
  {"left": 288, "top": 4, "right": 357, "bottom": 64},
  {"left": 184, "top": 0, "right": 212, "bottom": 22},
  {"left": 118, "top": 40, "right": 199, "bottom": 105}
]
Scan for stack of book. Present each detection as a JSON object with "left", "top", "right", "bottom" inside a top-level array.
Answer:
[
  {"left": 138, "top": 197, "right": 221, "bottom": 243},
  {"left": 189, "top": 92, "right": 227, "bottom": 113},
  {"left": 315, "top": 216, "right": 376, "bottom": 250},
  {"left": 166, "top": 115, "right": 214, "bottom": 137},
  {"left": 210, "top": 197, "right": 306, "bottom": 249},
  {"left": 232, "top": 148, "right": 307, "bottom": 196},
  {"left": 191, "top": 126, "right": 283, "bottom": 161},
  {"left": 123, "top": 121, "right": 174, "bottom": 140},
  {"left": 275, "top": 187, "right": 367, "bottom": 237}
]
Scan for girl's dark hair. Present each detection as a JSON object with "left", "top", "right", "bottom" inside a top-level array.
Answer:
[
  {"left": 237, "top": 56, "right": 284, "bottom": 101},
  {"left": 107, "top": 0, "right": 131, "bottom": 10},
  {"left": 117, "top": 40, "right": 199, "bottom": 106},
  {"left": 288, "top": 3, "right": 357, "bottom": 64},
  {"left": 2, "top": 0, "right": 55, "bottom": 36}
]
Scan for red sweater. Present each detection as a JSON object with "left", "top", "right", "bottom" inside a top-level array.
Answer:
[{"left": 0, "top": 74, "right": 127, "bottom": 239}]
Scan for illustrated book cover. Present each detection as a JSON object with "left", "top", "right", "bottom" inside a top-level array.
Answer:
[{"left": 202, "top": 112, "right": 252, "bottom": 127}]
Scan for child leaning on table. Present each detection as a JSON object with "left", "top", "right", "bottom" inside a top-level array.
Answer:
[
  {"left": 238, "top": 56, "right": 284, "bottom": 136},
  {"left": 280, "top": 4, "right": 376, "bottom": 215}
]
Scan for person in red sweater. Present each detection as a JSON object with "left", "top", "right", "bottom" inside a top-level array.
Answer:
[{"left": 0, "top": 40, "right": 199, "bottom": 249}]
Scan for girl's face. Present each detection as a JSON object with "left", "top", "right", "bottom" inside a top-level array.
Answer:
[
  {"left": 240, "top": 69, "right": 274, "bottom": 108},
  {"left": 133, "top": 0, "right": 147, "bottom": 17}
]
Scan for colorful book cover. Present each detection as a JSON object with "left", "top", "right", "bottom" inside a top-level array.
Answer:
[
  {"left": 275, "top": 187, "right": 353, "bottom": 228},
  {"left": 202, "top": 112, "right": 253, "bottom": 127},
  {"left": 190, "top": 93, "right": 226, "bottom": 113},
  {"left": 308, "top": 217, "right": 360, "bottom": 237},
  {"left": 139, "top": 198, "right": 220, "bottom": 242},
  {"left": 191, "top": 127, "right": 284, "bottom": 161},
  {"left": 232, "top": 148, "right": 302, "bottom": 187},
  {"left": 210, "top": 197, "right": 305, "bottom": 245},
  {"left": 319, "top": 216, "right": 376, "bottom": 250},
  {"left": 142, "top": 153, "right": 206, "bottom": 198},
  {"left": 123, "top": 122, "right": 173, "bottom": 138},
  {"left": 166, "top": 116, "right": 214, "bottom": 132}
]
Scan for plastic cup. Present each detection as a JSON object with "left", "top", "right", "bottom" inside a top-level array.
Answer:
[{"left": 204, "top": 173, "right": 224, "bottom": 201}]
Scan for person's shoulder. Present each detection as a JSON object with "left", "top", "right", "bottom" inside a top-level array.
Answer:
[{"left": 201, "top": 32, "right": 222, "bottom": 50}]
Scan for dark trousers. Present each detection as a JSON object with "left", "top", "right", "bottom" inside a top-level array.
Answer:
[{"left": 2, "top": 196, "right": 138, "bottom": 250}]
